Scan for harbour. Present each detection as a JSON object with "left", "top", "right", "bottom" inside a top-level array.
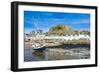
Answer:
[{"left": 24, "top": 43, "right": 90, "bottom": 62}]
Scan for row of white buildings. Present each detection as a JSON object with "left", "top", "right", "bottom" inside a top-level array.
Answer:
[{"left": 25, "top": 33, "right": 90, "bottom": 41}]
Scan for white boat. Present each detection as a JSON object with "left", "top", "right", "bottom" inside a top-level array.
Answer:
[
  {"left": 32, "top": 43, "right": 46, "bottom": 51},
  {"left": 32, "top": 19, "right": 46, "bottom": 51}
]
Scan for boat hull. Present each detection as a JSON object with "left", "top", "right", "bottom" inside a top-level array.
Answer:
[{"left": 33, "top": 47, "right": 46, "bottom": 52}]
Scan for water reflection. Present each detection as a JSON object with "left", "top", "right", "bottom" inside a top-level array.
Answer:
[
  {"left": 32, "top": 51, "right": 45, "bottom": 60},
  {"left": 24, "top": 47, "right": 90, "bottom": 62}
]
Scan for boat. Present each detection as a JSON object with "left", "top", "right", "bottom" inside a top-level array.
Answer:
[
  {"left": 32, "top": 43, "right": 46, "bottom": 52},
  {"left": 32, "top": 19, "right": 46, "bottom": 52}
]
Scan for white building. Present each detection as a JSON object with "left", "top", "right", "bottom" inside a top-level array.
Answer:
[{"left": 25, "top": 33, "right": 90, "bottom": 41}]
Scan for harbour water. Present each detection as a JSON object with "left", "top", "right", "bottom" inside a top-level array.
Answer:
[{"left": 24, "top": 45, "right": 90, "bottom": 62}]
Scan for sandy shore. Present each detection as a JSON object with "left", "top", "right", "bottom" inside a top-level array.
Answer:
[
  {"left": 24, "top": 41, "right": 90, "bottom": 50},
  {"left": 24, "top": 41, "right": 61, "bottom": 49},
  {"left": 47, "top": 48, "right": 90, "bottom": 60},
  {"left": 24, "top": 40, "right": 90, "bottom": 61},
  {"left": 24, "top": 42, "right": 33, "bottom": 49}
]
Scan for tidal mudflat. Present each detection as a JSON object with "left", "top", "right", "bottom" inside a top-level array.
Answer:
[{"left": 24, "top": 44, "right": 90, "bottom": 62}]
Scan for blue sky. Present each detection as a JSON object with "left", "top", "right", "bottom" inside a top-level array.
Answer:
[{"left": 24, "top": 11, "right": 90, "bottom": 33}]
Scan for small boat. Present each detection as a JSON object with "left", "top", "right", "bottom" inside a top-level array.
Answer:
[
  {"left": 31, "top": 20, "right": 46, "bottom": 52},
  {"left": 32, "top": 43, "right": 46, "bottom": 52}
]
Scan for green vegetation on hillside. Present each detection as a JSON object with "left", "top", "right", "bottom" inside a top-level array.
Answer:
[{"left": 48, "top": 24, "right": 74, "bottom": 36}]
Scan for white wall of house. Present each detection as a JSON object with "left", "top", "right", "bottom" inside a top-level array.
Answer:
[
  {"left": 45, "top": 34, "right": 90, "bottom": 40},
  {"left": 25, "top": 34, "right": 90, "bottom": 41}
]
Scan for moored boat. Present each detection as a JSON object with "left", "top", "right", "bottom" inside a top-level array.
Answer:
[{"left": 32, "top": 43, "right": 46, "bottom": 52}]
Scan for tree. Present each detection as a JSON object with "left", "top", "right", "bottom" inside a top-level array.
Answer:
[
  {"left": 73, "top": 30, "right": 80, "bottom": 35},
  {"left": 80, "top": 30, "right": 90, "bottom": 36},
  {"left": 48, "top": 24, "right": 74, "bottom": 36}
]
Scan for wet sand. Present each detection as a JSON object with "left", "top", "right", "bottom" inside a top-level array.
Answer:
[
  {"left": 24, "top": 41, "right": 90, "bottom": 62},
  {"left": 24, "top": 41, "right": 90, "bottom": 49},
  {"left": 24, "top": 47, "right": 90, "bottom": 62}
]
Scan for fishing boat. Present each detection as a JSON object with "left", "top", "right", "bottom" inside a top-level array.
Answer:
[
  {"left": 32, "top": 42, "right": 46, "bottom": 52},
  {"left": 32, "top": 18, "right": 46, "bottom": 52}
]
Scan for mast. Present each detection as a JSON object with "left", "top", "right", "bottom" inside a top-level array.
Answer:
[
  {"left": 32, "top": 18, "right": 45, "bottom": 44},
  {"left": 32, "top": 18, "right": 38, "bottom": 35}
]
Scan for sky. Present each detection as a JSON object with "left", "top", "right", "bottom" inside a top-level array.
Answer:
[{"left": 24, "top": 11, "right": 90, "bottom": 33}]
